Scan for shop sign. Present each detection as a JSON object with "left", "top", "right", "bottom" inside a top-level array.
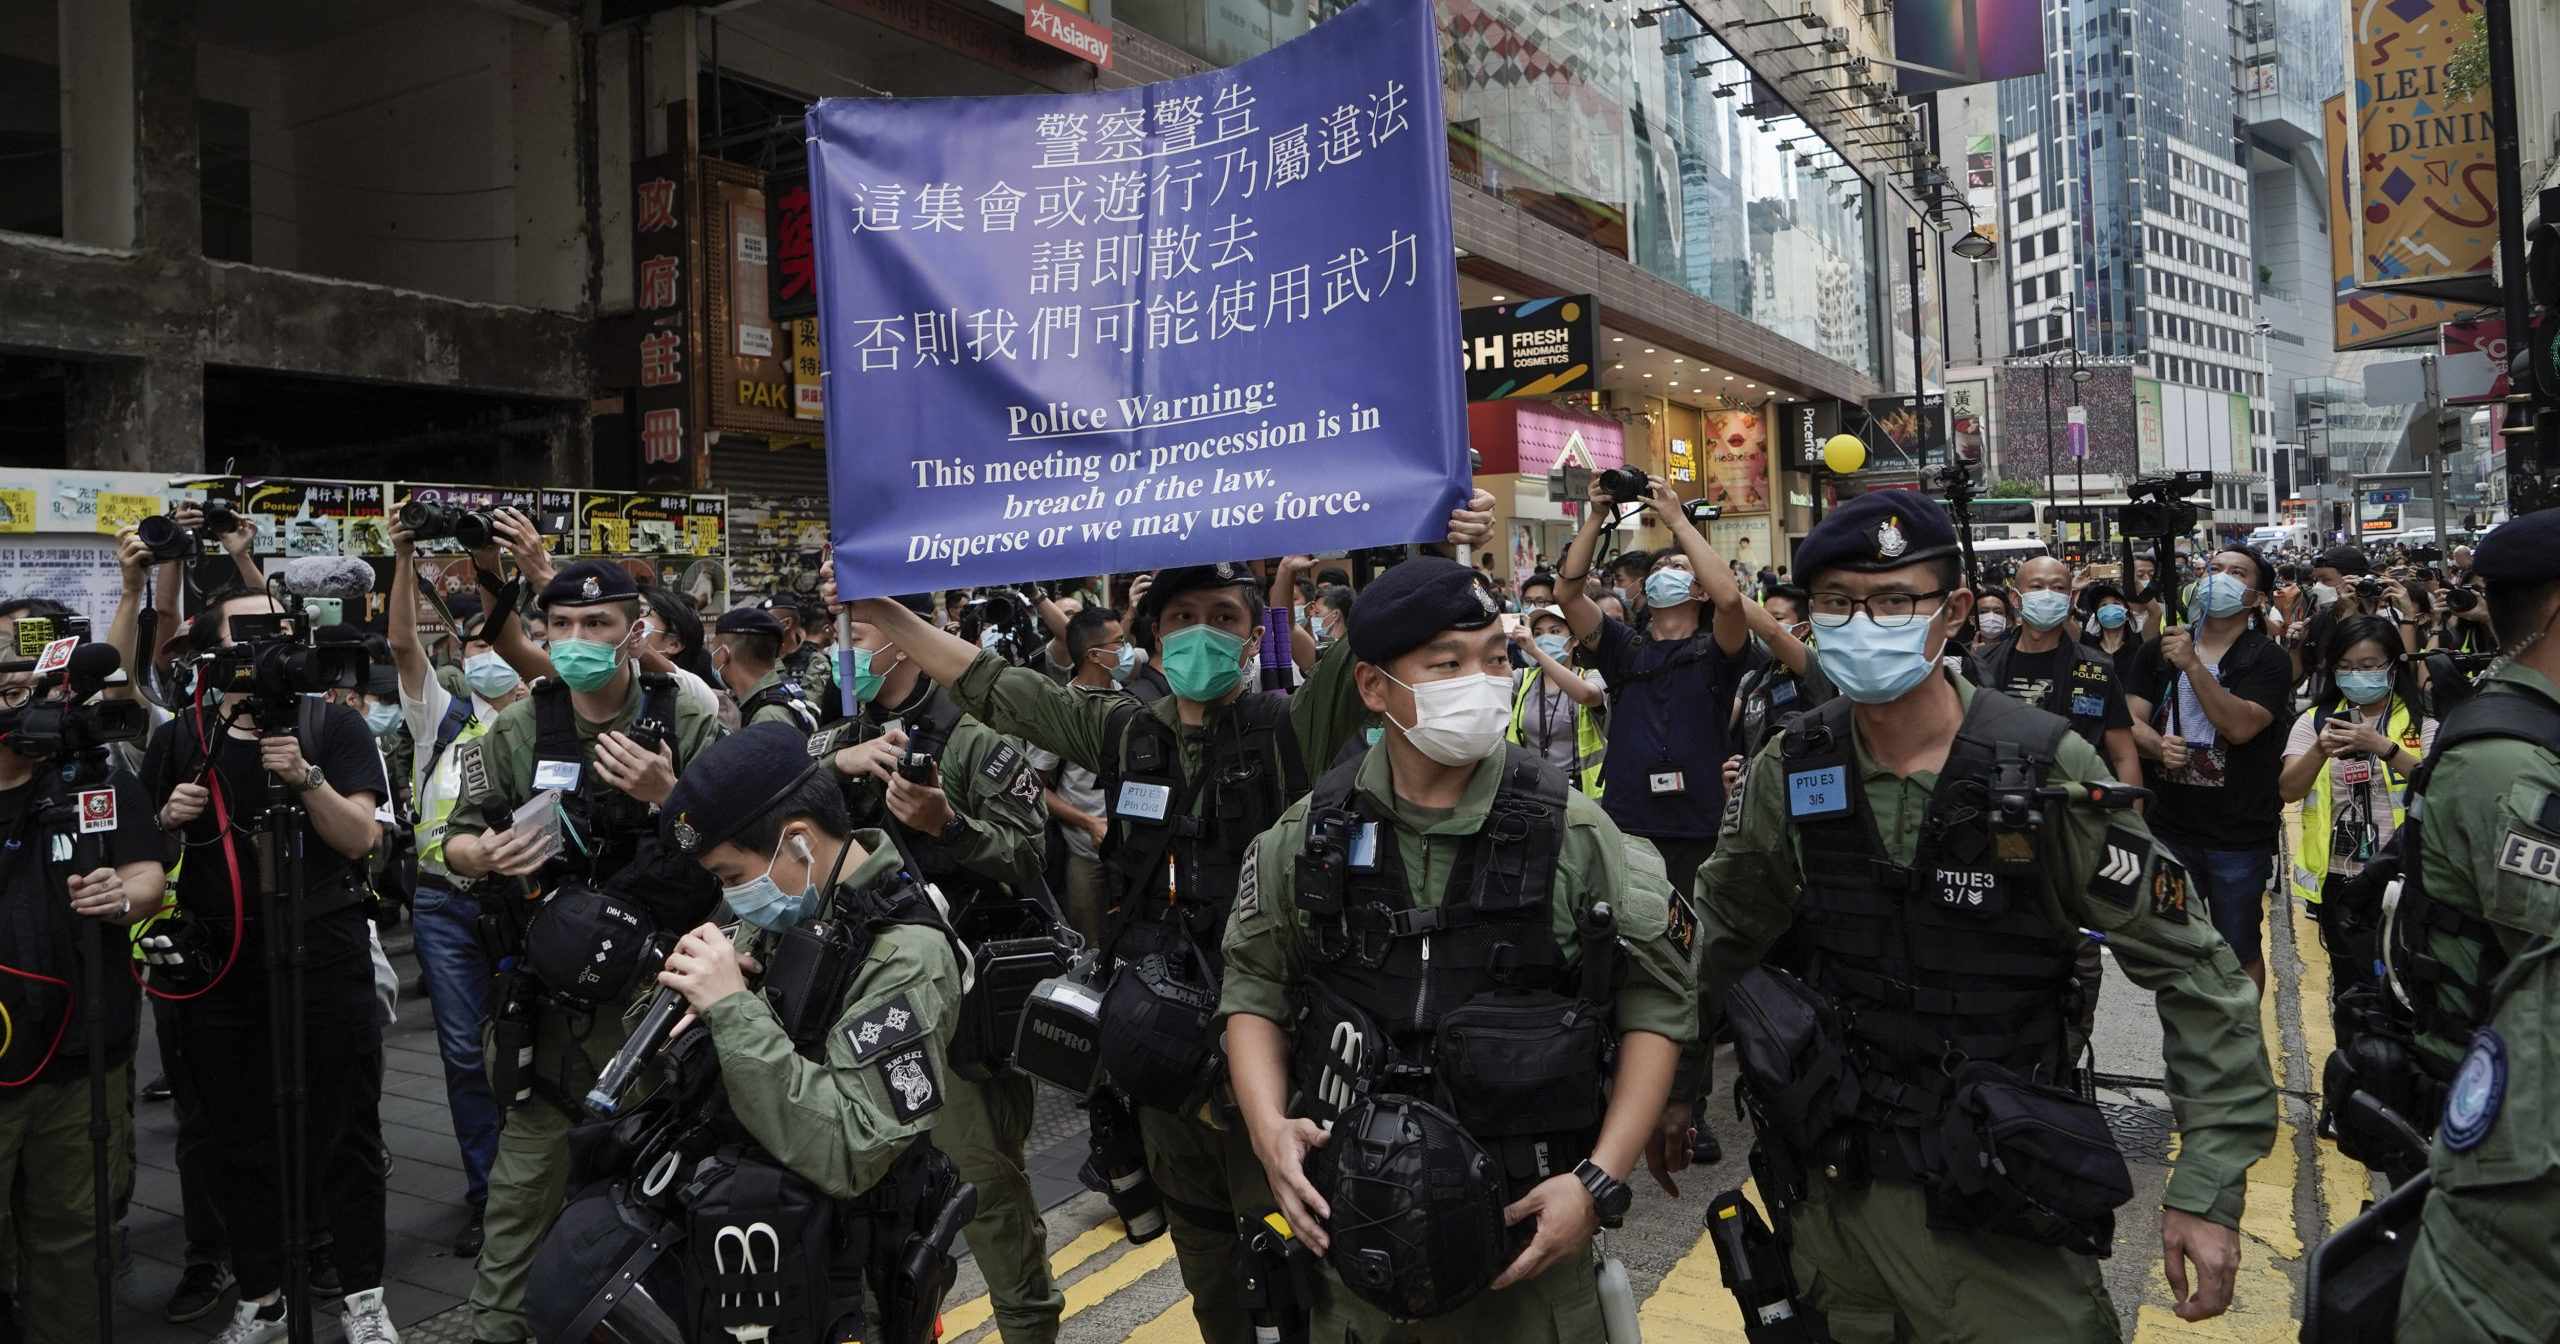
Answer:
[
  {"left": 632, "top": 151, "right": 697, "bottom": 488},
  {"left": 1026, "top": 0, "right": 1113, "bottom": 68},
  {"left": 1460, "top": 295, "right": 1596, "bottom": 401}
]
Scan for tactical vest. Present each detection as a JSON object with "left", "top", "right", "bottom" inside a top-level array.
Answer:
[
  {"left": 1096, "top": 692, "right": 1306, "bottom": 964},
  {"left": 1968, "top": 632, "right": 2118, "bottom": 753},
  {"left": 840, "top": 686, "right": 999, "bottom": 907},
  {"left": 2384, "top": 685, "right": 2560, "bottom": 1050},
  {"left": 1289, "top": 743, "right": 1613, "bottom": 1198},
  {"left": 2290, "top": 695, "right": 2422, "bottom": 906},
  {"left": 780, "top": 644, "right": 842, "bottom": 726},
  {"left": 1507, "top": 669, "right": 1604, "bottom": 797},
  {"left": 741, "top": 674, "right": 821, "bottom": 735},
  {"left": 1778, "top": 689, "right": 2082, "bottom": 1161},
  {"left": 1735, "top": 660, "right": 1829, "bottom": 763},
  {"left": 415, "top": 695, "right": 488, "bottom": 878},
  {"left": 530, "top": 674, "right": 681, "bottom": 887}
]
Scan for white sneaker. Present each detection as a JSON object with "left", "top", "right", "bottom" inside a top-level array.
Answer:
[
  {"left": 210, "top": 1298, "right": 287, "bottom": 1344},
  {"left": 342, "top": 1288, "right": 401, "bottom": 1344}
]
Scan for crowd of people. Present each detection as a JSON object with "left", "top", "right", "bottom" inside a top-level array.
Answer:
[{"left": 0, "top": 480, "right": 2554, "bottom": 1344}]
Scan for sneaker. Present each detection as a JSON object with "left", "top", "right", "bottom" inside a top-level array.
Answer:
[
  {"left": 140, "top": 1075, "right": 173, "bottom": 1102},
  {"left": 306, "top": 1243, "right": 341, "bottom": 1297},
  {"left": 209, "top": 1297, "right": 286, "bottom": 1344},
  {"left": 453, "top": 1206, "right": 485, "bottom": 1260},
  {"left": 164, "top": 1262, "right": 236, "bottom": 1323},
  {"left": 342, "top": 1288, "right": 401, "bottom": 1344}
]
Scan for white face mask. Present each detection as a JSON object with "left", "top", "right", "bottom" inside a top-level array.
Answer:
[{"left": 1383, "top": 671, "right": 1512, "bottom": 767}]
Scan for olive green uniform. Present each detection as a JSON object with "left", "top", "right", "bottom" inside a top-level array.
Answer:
[
  {"left": 1697, "top": 672, "right": 2275, "bottom": 1343},
  {"left": 829, "top": 689, "right": 1062, "bottom": 1344},
  {"left": 944, "top": 642, "right": 1364, "bottom": 1344},
  {"left": 782, "top": 640, "right": 838, "bottom": 708},
  {"left": 2392, "top": 664, "right": 2560, "bottom": 1342},
  {"left": 1220, "top": 746, "right": 1699, "bottom": 1343},
  {"left": 445, "top": 671, "right": 724, "bottom": 1343},
  {"left": 700, "top": 832, "right": 967, "bottom": 1200},
  {"left": 739, "top": 666, "right": 820, "bottom": 731}
]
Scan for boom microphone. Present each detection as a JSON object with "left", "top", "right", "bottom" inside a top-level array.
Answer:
[{"left": 275, "top": 555, "right": 379, "bottom": 599}]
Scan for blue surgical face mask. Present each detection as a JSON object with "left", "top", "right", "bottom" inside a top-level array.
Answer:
[
  {"left": 1110, "top": 642, "right": 1140, "bottom": 683},
  {"left": 1814, "top": 612, "right": 1943, "bottom": 705},
  {"left": 722, "top": 832, "right": 820, "bottom": 932},
  {"left": 2199, "top": 572, "right": 2250, "bottom": 618},
  {"left": 363, "top": 701, "right": 402, "bottom": 737},
  {"left": 464, "top": 650, "right": 521, "bottom": 699},
  {"left": 2095, "top": 603, "right": 2129, "bottom": 629},
  {"left": 1645, "top": 568, "right": 1697, "bottom": 608},
  {"left": 2336, "top": 669, "right": 2393, "bottom": 705},
  {"left": 2020, "top": 589, "right": 2073, "bottom": 631},
  {"left": 1534, "top": 633, "right": 1570, "bottom": 661}
]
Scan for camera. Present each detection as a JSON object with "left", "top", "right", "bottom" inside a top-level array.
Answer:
[
  {"left": 1683, "top": 499, "right": 1723, "bottom": 524},
  {"left": 1596, "top": 466, "right": 1651, "bottom": 505},
  {"left": 5, "top": 635, "right": 147, "bottom": 775},
  {"left": 2442, "top": 585, "right": 2480, "bottom": 613},
  {"left": 397, "top": 499, "right": 498, "bottom": 550},
  {"left": 965, "top": 589, "right": 1025, "bottom": 628},
  {"left": 12, "top": 614, "right": 90, "bottom": 658},
  {"left": 2354, "top": 577, "right": 2385, "bottom": 602},
  {"left": 204, "top": 606, "right": 369, "bottom": 731},
  {"left": 2118, "top": 473, "right": 2212, "bottom": 538},
  {"left": 136, "top": 502, "right": 247, "bottom": 563}
]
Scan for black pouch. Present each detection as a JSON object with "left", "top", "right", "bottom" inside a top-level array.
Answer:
[
  {"left": 2319, "top": 1027, "right": 2438, "bottom": 1180},
  {"left": 1722, "top": 966, "right": 1861, "bottom": 1142},
  {"left": 2304, "top": 1171, "right": 2430, "bottom": 1344},
  {"left": 1931, "top": 1061, "right": 2132, "bottom": 1256},
  {"left": 1288, "top": 976, "right": 1387, "bottom": 1127},
  {"left": 950, "top": 898, "right": 1075, "bottom": 1082},
  {"left": 1098, "top": 944, "right": 1220, "bottom": 1113},
  {"left": 524, "top": 885, "right": 656, "bottom": 1010},
  {"left": 680, "top": 1148, "right": 847, "bottom": 1344},
  {"left": 526, "top": 1180, "right": 684, "bottom": 1344},
  {"left": 764, "top": 919, "right": 861, "bottom": 1052},
  {"left": 1430, "top": 991, "right": 1606, "bottom": 1139}
]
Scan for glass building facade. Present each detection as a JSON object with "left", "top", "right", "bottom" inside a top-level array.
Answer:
[{"left": 1120, "top": 0, "right": 1880, "bottom": 379}]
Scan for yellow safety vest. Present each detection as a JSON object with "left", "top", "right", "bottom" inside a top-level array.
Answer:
[
  {"left": 1507, "top": 668, "right": 1605, "bottom": 798},
  {"left": 2292, "top": 695, "right": 2422, "bottom": 905},
  {"left": 416, "top": 701, "right": 493, "bottom": 877}
]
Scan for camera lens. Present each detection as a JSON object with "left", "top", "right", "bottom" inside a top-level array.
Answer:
[
  {"left": 453, "top": 510, "right": 498, "bottom": 550},
  {"left": 1597, "top": 466, "right": 1650, "bottom": 503},
  {"left": 398, "top": 500, "right": 460, "bottom": 541},
  {"left": 202, "top": 503, "right": 245, "bottom": 538},
  {"left": 136, "top": 514, "right": 197, "bottom": 563}
]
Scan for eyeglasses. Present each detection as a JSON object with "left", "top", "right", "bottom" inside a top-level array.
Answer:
[
  {"left": 1807, "top": 589, "right": 1950, "bottom": 629},
  {"left": 0, "top": 683, "right": 32, "bottom": 709}
]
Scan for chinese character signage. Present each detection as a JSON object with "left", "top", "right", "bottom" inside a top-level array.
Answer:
[
  {"left": 769, "top": 165, "right": 818, "bottom": 322},
  {"left": 808, "top": 0, "right": 1466, "bottom": 596},
  {"left": 1459, "top": 295, "right": 1596, "bottom": 400},
  {"left": 632, "top": 152, "right": 698, "bottom": 488},
  {"left": 708, "top": 163, "right": 819, "bottom": 437}
]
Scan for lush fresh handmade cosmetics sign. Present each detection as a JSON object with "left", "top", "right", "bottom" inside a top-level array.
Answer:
[{"left": 809, "top": 0, "right": 1465, "bottom": 597}]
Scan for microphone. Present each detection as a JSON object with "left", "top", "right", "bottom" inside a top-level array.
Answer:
[
  {"left": 64, "top": 643, "right": 122, "bottom": 698},
  {"left": 275, "top": 555, "right": 378, "bottom": 600}
]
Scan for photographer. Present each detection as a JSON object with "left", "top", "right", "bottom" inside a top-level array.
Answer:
[
  {"left": 139, "top": 588, "right": 398, "bottom": 1344},
  {"left": 0, "top": 603, "right": 165, "bottom": 1344},
  {"left": 2425, "top": 572, "right": 2494, "bottom": 655}
]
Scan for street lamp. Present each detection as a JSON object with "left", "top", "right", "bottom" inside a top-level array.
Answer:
[{"left": 1950, "top": 227, "right": 1997, "bottom": 262}]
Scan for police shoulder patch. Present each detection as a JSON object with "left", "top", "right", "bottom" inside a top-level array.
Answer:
[
  {"left": 2149, "top": 855, "right": 2190, "bottom": 924},
  {"left": 2493, "top": 828, "right": 2560, "bottom": 888},
  {"left": 843, "top": 992, "right": 925, "bottom": 1062},
  {"left": 1719, "top": 768, "right": 1749, "bottom": 837},
  {"left": 456, "top": 739, "right": 491, "bottom": 801},
  {"left": 2441, "top": 1027, "right": 2506, "bottom": 1152},
  {"left": 1235, "top": 844, "right": 1260, "bottom": 918},
  {"left": 1665, "top": 891, "right": 1698, "bottom": 955},
  {"left": 876, "top": 1044, "right": 942, "bottom": 1122},
  {"left": 979, "top": 742, "right": 1024, "bottom": 785},
  {"left": 2090, "top": 827, "right": 2146, "bottom": 910},
  {"left": 1006, "top": 764, "right": 1043, "bottom": 811}
]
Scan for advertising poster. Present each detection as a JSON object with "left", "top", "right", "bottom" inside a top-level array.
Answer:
[
  {"left": 2134, "top": 376, "right": 2165, "bottom": 473},
  {"left": 1460, "top": 295, "right": 1597, "bottom": 400},
  {"left": 809, "top": 0, "right": 1468, "bottom": 597},
  {"left": 1708, "top": 515, "right": 1774, "bottom": 573},
  {"left": 1947, "top": 379, "right": 1990, "bottom": 465},
  {"left": 2325, "top": 95, "right": 2460, "bottom": 349},
  {"left": 1699, "top": 407, "right": 1771, "bottom": 512},
  {"left": 2344, "top": 0, "right": 2499, "bottom": 299}
]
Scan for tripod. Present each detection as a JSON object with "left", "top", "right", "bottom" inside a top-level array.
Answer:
[
  {"left": 30, "top": 754, "right": 121, "bottom": 1344},
  {"left": 254, "top": 760, "right": 318, "bottom": 1344}
]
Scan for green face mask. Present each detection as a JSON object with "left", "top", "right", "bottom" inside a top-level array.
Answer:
[
  {"left": 1158, "top": 623, "right": 1248, "bottom": 702},
  {"left": 550, "top": 637, "right": 624, "bottom": 693},
  {"left": 847, "top": 646, "right": 889, "bottom": 705}
]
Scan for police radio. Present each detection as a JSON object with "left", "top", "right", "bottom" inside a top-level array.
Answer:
[{"left": 1012, "top": 950, "right": 1107, "bottom": 1097}]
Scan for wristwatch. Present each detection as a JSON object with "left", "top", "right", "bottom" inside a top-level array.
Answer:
[
  {"left": 1572, "top": 1159, "right": 1631, "bottom": 1229},
  {"left": 292, "top": 765, "right": 327, "bottom": 796},
  {"left": 937, "top": 813, "right": 969, "bottom": 844}
]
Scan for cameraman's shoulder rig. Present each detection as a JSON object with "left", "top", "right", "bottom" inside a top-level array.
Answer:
[
  {"left": 1287, "top": 743, "right": 1617, "bottom": 1201},
  {"left": 530, "top": 674, "right": 682, "bottom": 883},
  {"left": 2319, "top": 684, "right": 2560, "bottom": 1176},
  {"left": 1098, "top": 693, "right": 1307, "bottom": 953},
  {"left": 1731, "top": 690, "right": 2133, "bottom": 1256}
]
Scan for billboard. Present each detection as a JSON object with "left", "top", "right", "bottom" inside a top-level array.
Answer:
[
  {"left": 2326, "top": 94, "right": 2462, "bottom": 349},
  {"left": 1460, "top": 295, "right": 1598, "bottom": 400},
  {"left": 2344, "top": 0, "right": 2500, "bottom": 302}
]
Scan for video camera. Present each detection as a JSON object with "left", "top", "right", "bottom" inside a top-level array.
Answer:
[
  {"left": 960, "top": 588, "right": 1040, "bottom": 663},
  {"left": 5, "top": 626, "right": 147, "bottom": 776},
  {"left": 136, "top": 501, "right": 248, "bottom": 563},
  {"left": 205, "top": 604, "right": 368, "bottom": 732},
  {"left": 2119, "top": 473, "right": 2213, "bottom": 538}
]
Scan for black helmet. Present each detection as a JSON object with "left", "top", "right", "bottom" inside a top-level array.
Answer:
[
  {"left": 1305, "top": 1094, "right": 1512, "bottom": 1321},
  {"left": 527, "top": 1183, "right": 684, "bottom": 1344}
]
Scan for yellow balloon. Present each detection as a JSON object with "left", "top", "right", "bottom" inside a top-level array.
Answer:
[{"left": 1821, "top": 433, "right": 1867, "bottom": 475}]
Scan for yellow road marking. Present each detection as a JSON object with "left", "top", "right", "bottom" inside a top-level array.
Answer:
[
  {"left": 1633, "top": 1180, "right": 1759, "bottom": 1343},
  {"left": 939, "top": 1221, "right": 1138, "bottom": 1339},
  {"left": 1055, "top": 1233, "right": 1179, "bottom": 1323},
  {"left": 1121, "top": 1294, "right": 1203, "bottom": 1344},
  {"left": 2289, "top": 890, "right": 2374, "bottom": 1237}
]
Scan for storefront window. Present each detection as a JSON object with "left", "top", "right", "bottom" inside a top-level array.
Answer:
[{"left": 1120, "top": 0, "right": 1878, "bottom": 379}]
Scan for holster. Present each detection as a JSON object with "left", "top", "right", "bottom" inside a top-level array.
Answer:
[
  {"left": 2304, "top": 1172, "right": 2431, "bottom": 1343},
  {"left": 1723, "top": 966, "right": 1863, "bottom": 1164}
]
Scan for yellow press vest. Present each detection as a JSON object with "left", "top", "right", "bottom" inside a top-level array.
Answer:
[
  {"left": 1507, "top": 668, "right": 1605, "bottom": 798},
  {"left": 2292, "top": 695, "right": 2422, "bottom": 905},
  {"left": 416, "top": 700, "right": 493, "bottom": 877}
]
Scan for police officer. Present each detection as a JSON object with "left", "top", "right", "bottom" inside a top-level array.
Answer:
[
  {"left": 1690, "top": 493, "right": 2275, "bottom": 1339},
  {"left": 440, "top": 560, "right": 726, "bottom": 1344},
  {"left": 2381, "top": 509, "right": 2560, "bottom": 1342},
  {"left": 1220, "top": 558, "right": 1696, "bottom": 1342},
  {"left": 528, "top": 721, "right": 973, "bottom": 1344},
  {"left": 761, "top": 593, "right": 839, "bottom": 716},
  {"left": 819, "top": 594, "right": 1065, "bottom": 1344},
  {"left": 707, "top": 607, "right": 821, "bottom": 732}
]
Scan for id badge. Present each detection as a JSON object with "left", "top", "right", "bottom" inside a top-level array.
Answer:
[
  {"left": 1786, "top": 764, "right": 1853, "bottom": 820},
  {"left": 1648, "top": 771, "right": 1687, "bottom": 795},
  {"left": 2336, "top": 758, "right": 2375, "bottom": 786},
  {"left": 1116, "top": 780, "right": 1171, "bottom": 822},
  {"left": 533, "top": 759, "right": 582, "bottom": 791}
]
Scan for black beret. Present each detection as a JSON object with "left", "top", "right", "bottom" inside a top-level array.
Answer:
[
  {"left": 662, "top": 721, "right": 825, "bottom": 856},
  {"left": 444, "top": 591, "right": 484, "bottom": 620},
  {"left": 713, "top": 606, "right": 785, "bottom": 638},
  {"left": 1347, "top": 557, "right": 1501, "bottom": 664},
  {"left": 2318, "top": 546, "right": 2373, "bottom": 576},
  {"left": 1137, "top": 563, "right": 1260, "bottom": 621},
  {"left": 2472, "top": 509, "right": 2560, "bottom": 583},
  {"left": 1793, "top": 491, "right": 1961, "bottom": 584},
  {"left": 759, "top": 592, "right": 800, "bottom": 613},
  {"left": 540, "top": 560, "right": 639, "bottom": 610}
]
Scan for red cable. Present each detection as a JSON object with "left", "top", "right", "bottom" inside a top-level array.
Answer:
[
  {"left": 0, "top": 965, "right": 74, "bottom": 1088},
  {"left": 139, "top": 680, "right": 246, "bottom": 1001}
]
